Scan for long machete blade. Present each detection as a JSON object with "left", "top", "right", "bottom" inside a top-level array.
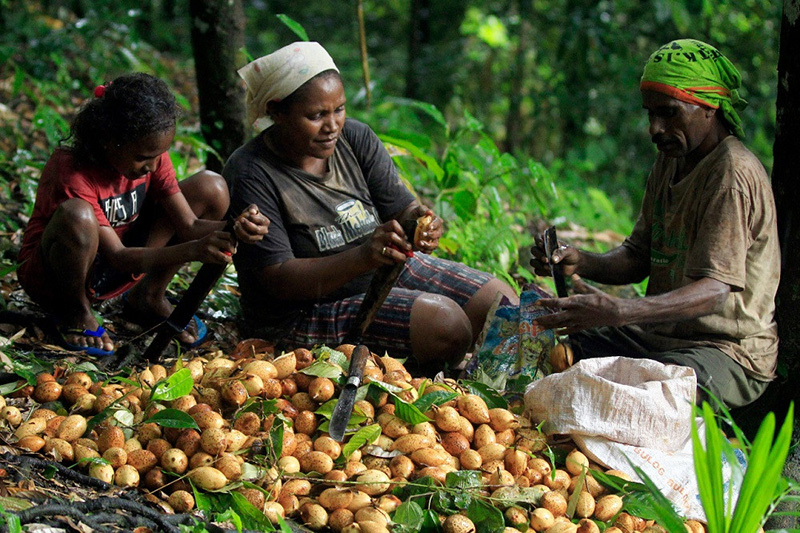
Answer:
[
  {"left": 343, "top": 219, "right": 418, "bottom": 345},
  {"left": 142, "top": 220, "right": 235, "bottom": 363},
  {"left": 329, "top": 345, "right": 371, "bottom": 442}
]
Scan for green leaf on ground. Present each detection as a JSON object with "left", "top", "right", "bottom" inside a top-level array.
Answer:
[
  {"left": 460, "top": 380, "right": 507, "bottom": 409},
  {"left": 150, "top": 368, "right": 193, "bottom": 402},
  {"left": 143, "top": 408, "right": 199, "bottom": 429},
  {"left": 342, "top": 424, "right": 381, "bottom": 459}
]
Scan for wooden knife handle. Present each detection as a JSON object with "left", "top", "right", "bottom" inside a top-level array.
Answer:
[{"left": 348, "top": 345, "right": 371, "bottom": 384}]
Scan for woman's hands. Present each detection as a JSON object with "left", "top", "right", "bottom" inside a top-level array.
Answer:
[
  {"left": 413, "top": 207, "right": 442, "bottom": 254},
  {"left": 364, "top": 220, "right": 414, "bottom": 266},
  {"left": 233, "top": 204, "right": 270, "bottom": 243}
]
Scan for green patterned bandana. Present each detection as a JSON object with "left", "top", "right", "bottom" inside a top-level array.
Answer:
[{"left": 641, "top": 39, "right": 747, "bottom": 138}]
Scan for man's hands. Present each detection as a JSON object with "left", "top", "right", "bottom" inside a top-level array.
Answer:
[
  {"left": 533, "top": 275, "right": 627, "bottom": 334},
  {"left": 530, "top": 232, "right": 581, "bottom": 278},
  {"left": 531, "top": 230, "right": 623, "bottom": 334}
]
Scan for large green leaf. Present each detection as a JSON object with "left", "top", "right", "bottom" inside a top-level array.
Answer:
[
  {"left": 414, "top": 390, "right": 459, "bottom": 413},
  {"left": 380, "top": 134, "right": 445, "bottom": 181},
  {"left": 311, "top": 346, "right": 347, "bottom": 368},
  {"left": 150, "top": 368, "right": 194, "bottom": 402},
  {"left": 467, "top": 497, "right": 505, "bottom": 533},
  {"left": 729, "top": 402, "right": 794, "bottom": 532},
  {"left": 392, "top": 500, "right": 425, "bottom": 532},
  {"left": 392, "top": 396, "right": 432, "bottom": 425},
  {"left": 230, "top": 491, "right": 275, "bottom": 531},
  {"left": 445, "top": 470, "right": 481, "bottom": 510},
  {"left": 315, "top": 399, "right": 337, "bottom": 419},
  {"left": 451, "top": 189, "right": 478, "bottom": 220},
  {"left": 300, "top": 361, "right": 344, "bottom": 379},
  {"left": 386, "top": 97, "right": 449, "bottom": 132},
  {"left": 269, "top": 418, "right": 285, "bottom": 460},
  {"left": 342, "top": 424, "right": 381, "bottom": 459}
]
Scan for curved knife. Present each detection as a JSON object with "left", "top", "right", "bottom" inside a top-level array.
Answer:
[{"left": 544, "top": 226, "right": 569, "bottom": 298}]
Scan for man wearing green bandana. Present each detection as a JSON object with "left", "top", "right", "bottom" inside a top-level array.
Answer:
[{"left": 531, "top": 39, "right": 779, "bottom": 408}]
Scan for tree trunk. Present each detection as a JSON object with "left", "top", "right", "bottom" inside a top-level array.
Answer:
[
  {"left": 164, "top": 0, "right": 177, "bottom": 20},
  {"left": 405, "top": 0, "right": 430, "bottom": 99},
  {"left": 189, "top": 0, "right": 246, "bottom": 173},
  {"left": 356, "top": 0, "right": 372, "bottom": 108},
  {"left": 766, "top": 5, "right": 800, "bottom": 528},
  {"left": 504, "top": 0, "right": 531, "bottom": 153},
  {"left": 773, "top": 0, "right": 800, "bottom": 387}
]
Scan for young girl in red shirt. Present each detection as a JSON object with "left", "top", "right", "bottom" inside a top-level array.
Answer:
[{"left": 18, "top": 73, "right": 268, "bottom": 356}]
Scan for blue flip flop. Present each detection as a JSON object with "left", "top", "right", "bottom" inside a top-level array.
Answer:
[
  {"left": 56, "top": 325, "right": 115, "bottom": 357},
  {"left": 185, "top": 314, "right": 208, "bottom": 348}
]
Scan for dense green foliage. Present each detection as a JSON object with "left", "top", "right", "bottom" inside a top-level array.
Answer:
[{"left": 0, "top": 0, "right": 781, "bottom": 294}]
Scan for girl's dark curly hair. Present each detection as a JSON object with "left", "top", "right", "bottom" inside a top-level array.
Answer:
[{"left": 64, "top": 73, "right": 180, "bottom": 166}]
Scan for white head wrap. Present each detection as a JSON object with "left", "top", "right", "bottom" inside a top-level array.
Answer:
[{"left": 238, "top": 42, "right": 339, "bottom": 132}]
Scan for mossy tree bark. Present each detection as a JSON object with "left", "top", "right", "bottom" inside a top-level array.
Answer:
[
  {"left": 768, "top": 5, "right": 800, "bottom": 527},
  {"left": 773, "top": 0, "right": 800, "bottom": 390},
  {"left": 189, "top": 0, "right": 246, "bottom": 173},
  {"left": 504, "top": 0, "right": 531, "bottom": 154}
]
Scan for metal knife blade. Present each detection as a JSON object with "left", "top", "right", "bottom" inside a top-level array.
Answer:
[
  {"left": 544, "top": 226, "right": 569, "bottom": 298},
  {"left": 329, "top": 345, "right": 371, "bottom": 442}
]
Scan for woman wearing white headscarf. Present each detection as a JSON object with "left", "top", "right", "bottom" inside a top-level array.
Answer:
[{"left": 224, "top": 42, "right": 517, "bottom": 373}]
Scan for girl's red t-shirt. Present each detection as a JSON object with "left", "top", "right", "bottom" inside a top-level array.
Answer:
[{"left": 18, "top": 149, "right": 181, "bottom": 265}]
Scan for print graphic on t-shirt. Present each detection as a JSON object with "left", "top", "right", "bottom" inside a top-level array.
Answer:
[
  {"left": 315, "top": 199, "right": 378, "bottom": 252},
  {"left": 101, "top": 182, "right": 146, "bottom": 227},
  {"left": 650, "top": 202, "right": 688, "bottom": 286}
]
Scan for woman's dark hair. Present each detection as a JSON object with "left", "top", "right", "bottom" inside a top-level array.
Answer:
[
  {"left": 63, "top": 73, "right": 180, "bottom": 165},
  {"left": 269, "top": 69, "right": 342, "bottom": 116}
]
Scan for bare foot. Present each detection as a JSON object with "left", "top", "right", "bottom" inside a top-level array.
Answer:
[{"left": 124, "top": 289, "right": 201, "bottom": 345}]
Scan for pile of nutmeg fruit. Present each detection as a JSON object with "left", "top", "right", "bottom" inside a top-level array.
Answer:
[{"left": 0, "top": 344, "right": 707, "bottom": 533}]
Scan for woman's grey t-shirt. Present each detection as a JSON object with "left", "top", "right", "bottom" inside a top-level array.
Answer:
[{"left": 223, "top": 118, "right": 415, "bottom": 329}]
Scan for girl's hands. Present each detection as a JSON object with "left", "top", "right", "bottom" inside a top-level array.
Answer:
[
  {"left": 197, "top": 231, "right": 237, "bottom": 264},
  {"left": 364, "top": 220, "right": 413, "bottom": 266},
  {"left": 233, "top": 204, "right": 270, "bottom": 243}
]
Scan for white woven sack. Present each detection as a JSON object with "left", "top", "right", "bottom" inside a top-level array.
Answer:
[{"left": 524, "top": 356, "right": 697, "bottom": 451}]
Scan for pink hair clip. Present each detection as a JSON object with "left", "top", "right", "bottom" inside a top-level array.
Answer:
[{"left": 93, "top": 81, "right": 112, "bottom": 98}]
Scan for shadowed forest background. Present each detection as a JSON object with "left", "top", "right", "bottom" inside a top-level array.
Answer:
[{"left": 0, "top": 0, "right": 784, "bottom": 284}]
